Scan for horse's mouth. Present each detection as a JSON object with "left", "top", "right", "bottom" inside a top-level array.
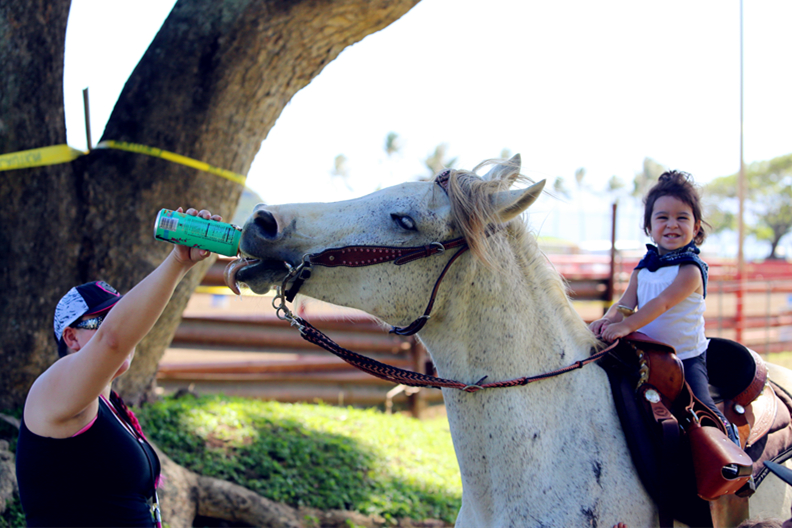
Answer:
[{"left": 224, "top": 257, "right": 289, "bottom": 295}]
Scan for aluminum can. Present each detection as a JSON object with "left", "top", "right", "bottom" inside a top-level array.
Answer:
[{"left": 154, "top": 209, "right": 241, "bottom": 257}]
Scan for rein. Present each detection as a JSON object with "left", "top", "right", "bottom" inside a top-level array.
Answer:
[{"left": 271, "top": 170, "right": 610, "bottom": 392}]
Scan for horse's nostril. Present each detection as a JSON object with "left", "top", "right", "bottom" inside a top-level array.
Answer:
[{"left": 253, "top": 210, "right": 279, "bottom": 239}]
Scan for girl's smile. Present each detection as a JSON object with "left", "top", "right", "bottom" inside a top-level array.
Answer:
[{"left": 650, "top": 195, "right": 699, "bottom": 255}]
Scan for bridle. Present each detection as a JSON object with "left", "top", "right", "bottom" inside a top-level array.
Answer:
[
  {"left": 271, "top": 170, "right": 610, "bottom": 392},
  {"left": 277, "top": 170, "right": 467, "bottom": 336}
]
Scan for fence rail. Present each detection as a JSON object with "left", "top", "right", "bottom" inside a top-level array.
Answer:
[{"left": 158, "top": 255, "right": 792, "bottom": 414}]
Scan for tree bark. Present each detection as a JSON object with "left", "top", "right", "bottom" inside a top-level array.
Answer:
[
  {"left": 0, "top": 0, "right": 77, "bottom": 410},
  {"left": 0, "top": 0, "right": 421, "bottom": 408},
  {"left": 0, "top": 440, "right": 16, "bottom": 515}
]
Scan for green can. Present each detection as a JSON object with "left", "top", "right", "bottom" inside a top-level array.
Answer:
[{"left": 154, "top": 209, "right": 241, "bottom": 257}]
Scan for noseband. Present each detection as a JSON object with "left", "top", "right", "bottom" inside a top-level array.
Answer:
[
  {"left": 270, "top": 170, "right": 609, "bottom": 392},
  {"left": 279, "top": 170, "right": 467, "bottom": 336}
]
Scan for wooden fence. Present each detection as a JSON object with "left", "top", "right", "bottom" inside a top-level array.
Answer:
[{"left": 157, "top": 255, "right": 792, "bottom": 416}]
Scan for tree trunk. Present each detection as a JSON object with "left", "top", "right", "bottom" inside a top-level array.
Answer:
[
  {"left": 0, "top": 0, "right": 77, "bottom": 410},
  {"left": 0, "top": 440, "right": 16, "bottom": 515},
  {"left": 0, "top": 0, "right": 421, "bottom": 409}
]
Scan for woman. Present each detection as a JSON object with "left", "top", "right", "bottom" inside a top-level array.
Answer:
[{"left": 15, "top": 208, "right": 220, "bottom": 527}]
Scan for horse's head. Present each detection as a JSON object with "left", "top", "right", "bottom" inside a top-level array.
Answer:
[{"left": 226, "top": 155, "right": 545, "bottom": 326}]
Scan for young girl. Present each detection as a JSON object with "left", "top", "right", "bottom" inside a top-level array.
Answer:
[{"left": 589, "top": 170, "right": 736, "bottom": 440}]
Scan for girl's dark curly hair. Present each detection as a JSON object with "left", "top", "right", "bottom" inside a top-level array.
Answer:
[{"left": 643, "top": 170, "right": 709, "bottom": 245}]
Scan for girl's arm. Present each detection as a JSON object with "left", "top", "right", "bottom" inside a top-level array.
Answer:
[
  {"left": 25, "top": 208, "right": 218, "bottom": 434},
  {"left": 589, "top": 270, "right": 639, "bottom": 337},
  {"left": 600, "top": 264, "right": 702, "bottom": 342}
]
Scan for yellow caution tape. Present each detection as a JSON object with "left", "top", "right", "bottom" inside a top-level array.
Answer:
[
  {"left": 96, "top": 140, "right": 247, "bottom": 185},
  {"left": 0, "top": 145, "right": 85, "bottom": 171},
  {"left": 0, "top": 141, "right": 246, "bottom": 186}
]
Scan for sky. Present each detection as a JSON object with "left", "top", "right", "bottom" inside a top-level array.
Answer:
[{"left": 63, "top": 1, "right": 792, "bottom": 257}]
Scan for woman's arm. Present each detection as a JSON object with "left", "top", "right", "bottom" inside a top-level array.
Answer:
[
  {"left": 25, "top": 208, "right": 219, "bottom": 434},
  {"left": 600, "top": 264, "right": 702, "bottom": 342},
  {"left": 589, "top": 270, "right": 639, "bottom": 337}
]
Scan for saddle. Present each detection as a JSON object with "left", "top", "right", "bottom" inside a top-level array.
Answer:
[
  {"left": 708, "top": 337, "right": 775, "bottom": 450},
  {"left": 598, "top": 333, "right": 788, "bottom": 528}
]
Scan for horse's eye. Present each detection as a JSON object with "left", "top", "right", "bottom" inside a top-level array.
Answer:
[{"left": 391, "top": 214, "right": 417, "bottom": 231}]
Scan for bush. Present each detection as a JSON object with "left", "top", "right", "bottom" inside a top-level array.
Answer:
[
  {"left": 136, "top": 394, "right": 461, "bottom": 524},
  {"left": 0, "top": 498, "right": 24, "bottom": 528}
]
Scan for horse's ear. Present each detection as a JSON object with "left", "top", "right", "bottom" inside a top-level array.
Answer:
[
  {"left": 483, "top": 154, "right": 522, "bottom": 184},
  {"left": 492, "top": 179, "right": 546, "bottom": 223}
]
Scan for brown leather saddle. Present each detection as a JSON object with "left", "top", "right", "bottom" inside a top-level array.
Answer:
[
  {"left": 598, "top": 333, "right": 785, "bottom": 528},
  {"left": 708, "top": 337, "right": 775, "bottom": 450}
]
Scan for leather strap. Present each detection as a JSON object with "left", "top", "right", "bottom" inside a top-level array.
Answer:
[
  {"left": 296, "top": 319, "right": 617, "bottom": 392},
  {"left": 284, "top": 169, "right": 468, "bottom": 333},
  {"left": 391, "top": 244, "right": 469, "bottom": 335},
  {"left": 307, "top": 237, "right": 468, "bottom": 268},
  {"left": 638, "top": 384, "right": 680, "bottom": 528}
]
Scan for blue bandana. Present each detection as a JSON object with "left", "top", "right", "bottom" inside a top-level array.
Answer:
[{"left": 635, "top": 242, "right": 709, "bottom": 298}]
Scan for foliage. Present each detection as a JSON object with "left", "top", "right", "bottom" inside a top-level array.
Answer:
[
  {"left": 385, "top": 132, "right": 402, "bottom": 157},
  {"left": 552, "top": 177, "right": 571, "bottom": 199},
  {"left": 574, "top": 167, "right": 586, "bottom": 189},
  {"left": 423, "top": 144, "right": 457, "bottom": 178},
  {"left": 0, "top": 408, "right": 22, "bottom": 453},
  {"left": 631, "top": 157, "right": 668, "bottom": 199},
  {"left": 705, "top": 153, "right": 792, "bottom": 258},
  {"left": 606, "top": 175, "right": 625, "bottom": 193},
  {"left": 135, "top": 395, "right": 462, "bottom": 523},
  {"left": 0, "top": 496, "right": 24, "bottom": 528}
]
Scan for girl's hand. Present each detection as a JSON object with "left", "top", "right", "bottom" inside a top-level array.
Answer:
[
  {"left": 601, "top": 321, "right": 632, "bottom": 342},
  {"left": 172, "top": 207, "right": 222, "bottom": 265},
  {"left": 589, "top": 318, "right": 612, "bottom": 337}
]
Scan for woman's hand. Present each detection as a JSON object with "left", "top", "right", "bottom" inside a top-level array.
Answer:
[{"left": 172, "top": 207, "right": 222, "bottom": 265}]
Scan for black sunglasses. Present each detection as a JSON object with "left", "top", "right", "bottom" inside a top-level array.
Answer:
[{"left": 72, "top": 316, "right": 104, "bottom": 331}]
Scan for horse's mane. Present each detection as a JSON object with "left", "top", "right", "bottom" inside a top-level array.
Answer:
[{"left": 444, "top": 160, "right": 600, "bottom": 350}]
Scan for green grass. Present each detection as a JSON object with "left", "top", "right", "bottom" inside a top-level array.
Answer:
[
  {"left": 135, "top": 394, "right": 462, "bottom": 524},
  {"left": 767, "top": 351, "right": 792, "bottom": 370}
]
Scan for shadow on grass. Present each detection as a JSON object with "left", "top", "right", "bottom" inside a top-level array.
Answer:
[{"left": 136, "top": 394, "right": 461, "bottom": 524}]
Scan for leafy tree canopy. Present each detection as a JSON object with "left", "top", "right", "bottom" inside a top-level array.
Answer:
[{"left": 705, "top": 152, "right": 792, "bottom": 259}]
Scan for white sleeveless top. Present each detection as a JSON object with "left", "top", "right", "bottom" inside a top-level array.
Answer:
[{"left": 636, "top": 265, "right": 709, "bottom": 360}]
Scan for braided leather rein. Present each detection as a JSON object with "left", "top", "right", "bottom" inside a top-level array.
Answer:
[
  {"left": 269, "top": 170, "right": 609, "bottom": 392},
  {"left": 289, "top": 313, "right": 611, "bottom": 392}
]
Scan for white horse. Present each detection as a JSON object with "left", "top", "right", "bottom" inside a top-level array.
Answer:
[{"left": 226, "top": 156, "right": 792, "bottom": 527}]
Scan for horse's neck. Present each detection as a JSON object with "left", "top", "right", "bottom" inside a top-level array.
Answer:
[
  {"left": 418, "top": 263, "right": 614, "bottom": 519},
  {"left": 420, "top": 261, "right": 593, "bottom": 383}
]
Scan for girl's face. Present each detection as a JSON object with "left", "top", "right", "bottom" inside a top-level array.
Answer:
[{"left": 650, "top": 195, "right": 699, "bottom": 255}]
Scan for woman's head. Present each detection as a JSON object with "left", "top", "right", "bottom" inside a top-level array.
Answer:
[
  {"left": 54, "top": 281, "right": 122, "bottom": 357},
  {"left": 643, "top": 170, "right": 708, "bottom": 246}
]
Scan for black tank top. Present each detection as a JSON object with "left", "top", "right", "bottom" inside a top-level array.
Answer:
[{"left": 16, "top": 397, "right": 160, "bottom": 527}]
